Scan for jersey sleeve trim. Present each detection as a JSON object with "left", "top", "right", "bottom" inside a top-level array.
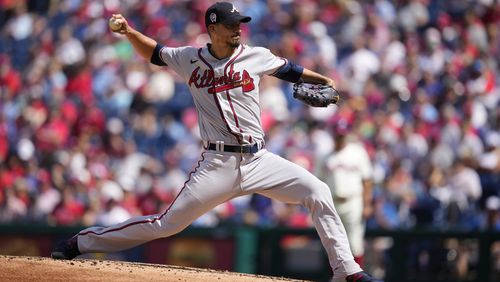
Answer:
[
  {"left": 272, "top": 60, "right": 304, "bottom": 83},
  {"left": 150, "top": 43, "right": 167, "bottom": 66},
  {"left": 270, "top": 58, "right": 288, "bottom": 76}
]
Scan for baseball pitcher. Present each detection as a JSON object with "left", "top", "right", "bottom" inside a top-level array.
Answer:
[{"left": 52, "top": 3, "right": 382, "bottom": 282}]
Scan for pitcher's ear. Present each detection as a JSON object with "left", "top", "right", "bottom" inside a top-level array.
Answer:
[{"left": 207, "top": 24, "right": 217, "bottom": 35}]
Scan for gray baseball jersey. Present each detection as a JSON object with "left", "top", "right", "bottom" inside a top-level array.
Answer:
[
  {"left": 159, "top": 44, "right": 285, "bottom": 145},
  {"left": 75, "top": 43, "right": 362, "bottom": 281}
]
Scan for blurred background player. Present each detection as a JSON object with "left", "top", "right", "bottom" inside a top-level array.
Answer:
[{"left": 322, "top": 119, "right": 374, "bottom": 267}]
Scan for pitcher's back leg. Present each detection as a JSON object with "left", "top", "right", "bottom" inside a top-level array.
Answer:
[{"left": 77, "top": 151, "right": 242, "bottom": 254}]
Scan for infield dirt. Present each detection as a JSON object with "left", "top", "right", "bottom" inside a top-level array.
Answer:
[{"left": 0, "top": 255, "right": 306, "bottom": 282}]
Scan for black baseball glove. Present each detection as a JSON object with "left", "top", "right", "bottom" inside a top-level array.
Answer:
[{"left": 293, "top": 82, "right": 340, "bottom": 107}]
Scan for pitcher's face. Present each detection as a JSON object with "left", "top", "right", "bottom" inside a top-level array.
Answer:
[{"left": 212, "top": 22, "right": 242, "bottom": 48}]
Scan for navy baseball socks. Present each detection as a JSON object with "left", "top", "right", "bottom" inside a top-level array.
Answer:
[
  {"left": 51, "top": 235, "right": 81, "bottom": 260},
  {"left": 345, "top": 271, "right": 383, "bottom": 282}
]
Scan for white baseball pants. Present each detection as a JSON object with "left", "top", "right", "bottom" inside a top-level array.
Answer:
[
  {"left": 334, "top": 196, "right": 365, "bottom": 257},
  {"left": 77, "top": 149, "right": 362, "bottom": 280}
]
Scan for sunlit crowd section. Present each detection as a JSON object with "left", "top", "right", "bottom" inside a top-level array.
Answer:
[{"left": 0, "top": 0, "right": 499, "bottom": 231}]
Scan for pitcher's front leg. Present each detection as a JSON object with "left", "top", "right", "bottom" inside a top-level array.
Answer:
[{"left": 241, "top": 151, "right": 362, "bottom": 280}]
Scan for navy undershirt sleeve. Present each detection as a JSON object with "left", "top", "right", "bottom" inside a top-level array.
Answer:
[
  {"left": 272, "top": 61, "right": 304, "bottom": 83},
  {"left": 150, "top": 43, "right": 167, "bottom": 66}
]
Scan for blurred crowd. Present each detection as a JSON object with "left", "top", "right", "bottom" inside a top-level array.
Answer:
[{"left": 0, "top": 0, "right": 499, "bottom": 232}]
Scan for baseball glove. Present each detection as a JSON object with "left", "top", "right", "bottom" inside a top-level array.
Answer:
[{"left": 293, "top": 82, "right": 340, "bottom": 107}]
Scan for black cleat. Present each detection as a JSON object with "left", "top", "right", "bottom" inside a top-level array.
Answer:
[
  {"left": 51, "top": 235, "right": 81, "bottom": 260},
  {"left": 346, "top": 271, "right": 384, "bottom": 282}
]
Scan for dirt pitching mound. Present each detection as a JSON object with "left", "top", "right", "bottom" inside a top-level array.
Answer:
[{"left": 0, "top": 255, "right": 305, "bottom": 282}]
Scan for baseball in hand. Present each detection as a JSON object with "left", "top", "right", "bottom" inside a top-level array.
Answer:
[{"left": 108, "top": 17, "right": 122, "bottom": 31}]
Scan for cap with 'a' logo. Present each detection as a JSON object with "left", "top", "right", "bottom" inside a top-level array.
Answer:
[{"left": 205, "top": 2, "right": 251, "bottom": 27}]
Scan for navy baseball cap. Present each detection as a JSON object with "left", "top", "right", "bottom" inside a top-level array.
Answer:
[{"left": 205, "top": 2, "right": 251, "bottom": 27}]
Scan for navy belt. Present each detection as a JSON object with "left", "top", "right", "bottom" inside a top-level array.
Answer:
[{"left": 206, "top": 142, "right": 261, "bottom": 154}]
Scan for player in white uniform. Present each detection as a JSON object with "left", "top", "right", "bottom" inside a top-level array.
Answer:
[
  {"left": 51, "top": 3, "right": 382, "bottom": 282},
  {"left": 323, "top": 120, "right": 374, "bottom": 268}
]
